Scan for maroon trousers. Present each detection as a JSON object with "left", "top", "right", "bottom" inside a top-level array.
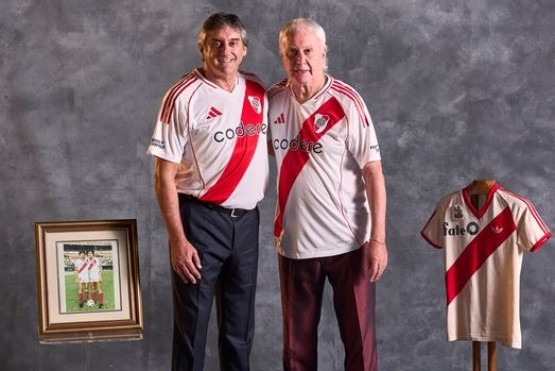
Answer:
[{"left": 278, "top": 245, "right": 378, "bottom": 371}]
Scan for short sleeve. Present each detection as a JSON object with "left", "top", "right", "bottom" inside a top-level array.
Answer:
[
  {"left": 345, "top": 91, "right": 381, "bottom": 167},
  {"left": 517, "top": 202, "right": 551, "bottom": 252},
  {"left": 147, "top": 91, "right": 189, "bottom": 163}
]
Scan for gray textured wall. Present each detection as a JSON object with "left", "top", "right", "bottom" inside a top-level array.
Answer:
[{"left": 1, "top": 0, "right": 554, "bottom": 370}]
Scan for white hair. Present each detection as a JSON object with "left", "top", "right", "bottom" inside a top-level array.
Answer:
[{"left": 278, "top": 18, "right": 327, "bottom": 56}]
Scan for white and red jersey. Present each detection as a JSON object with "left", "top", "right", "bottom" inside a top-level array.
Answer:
[
  {"left": 75, "top": 257, "right": 89, "bottom": 283},
  {"left": 88, "top": 256, "right": 102, "bottom": 282},
  {"left": 421, "top": 183, "right": 551, "bottom": 348},
  {"left": 269, "top": 76, "right": 381, "bottom": 259},
  {"left": 147, "top": 69, "right": 269, "bottom": 210}
]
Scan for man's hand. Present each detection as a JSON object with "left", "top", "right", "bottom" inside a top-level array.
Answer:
[
  {"left": 365, "top": 239, "right": 388, "bottom": 282},
  {"left": 170, "top": 241, "right": 202, "bottom": 284},
  {"left": 155, "top": 158, "right": 203, "bottom": 284}
]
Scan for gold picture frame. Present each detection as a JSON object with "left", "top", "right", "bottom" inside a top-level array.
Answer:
[{"left": 35, "top": 219, "right": 143, "bottom": 343}]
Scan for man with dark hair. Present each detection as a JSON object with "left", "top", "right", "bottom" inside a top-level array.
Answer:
[
  {"left": 88, "top": 249, "right": 104, "bottom": 309},
  {"left": 147, "top": 12, "right": 268, "bottom": 371},
  {"left": 74, "top": 250, "right": 89, "bottom": 308}
]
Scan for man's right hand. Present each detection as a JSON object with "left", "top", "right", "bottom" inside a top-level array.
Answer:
[{"left": 170, "top": 241, "right": 202, "bottom": 284}]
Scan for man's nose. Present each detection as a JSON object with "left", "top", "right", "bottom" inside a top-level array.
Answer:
[
  {"left": 294, "top": 53, "right": 307, "bottom": 64},
  {"left": 221, "top": 42, "right": 233, "bottom": 54}
]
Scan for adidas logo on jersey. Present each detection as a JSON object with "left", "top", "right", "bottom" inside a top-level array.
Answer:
[
  {"left": 206, "top": 107, "right": 222, "bottom": 120},
  {"left": 274, "top": 113, "right": 285, "bottom": 124},
  {"left": 491, "top": 226, "right": 504, "bottom": 234}
]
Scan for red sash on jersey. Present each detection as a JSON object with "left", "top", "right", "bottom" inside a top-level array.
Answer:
[
  {"left": 77, "top": 260, "right": 88, "bottom": 273},
  {"left": 274, "top": 96, "right": 345, "bottom": 237},
  {"left": 445, "top": 207, "right": 516, "bottom": 305},
  {"left": 88, "top": 258, "right": 97, "bottom": 270},
  {"left": 200, "top": 80, "right": 265, "bottom": 204}
]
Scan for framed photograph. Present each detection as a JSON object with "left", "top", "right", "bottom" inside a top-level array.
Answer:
[{"left": 35, "top": 219, "right": 143, "bottom": 343}]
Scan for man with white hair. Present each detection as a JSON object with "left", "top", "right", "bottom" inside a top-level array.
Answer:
[{"left": 269, "top": 18, "right": 388, "bottom": 371}]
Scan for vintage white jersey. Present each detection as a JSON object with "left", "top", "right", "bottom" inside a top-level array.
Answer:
[
  {"left": 269, "top": 76, "right": 381, "bottom": 259},
  {"left": 147, "top": 69, "right": 269, "bottom": 210},
  {"left": 88, "top": 257, "right": 102, "bottom": 282},
  {"left": 75, "top": 258, "right": 89, "bottom": 283},
  {"left": 421, "top": 183, "right": 551, "bottom": 348}
]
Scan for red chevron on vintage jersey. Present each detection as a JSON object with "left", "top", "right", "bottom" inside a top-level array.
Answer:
[
  {"left": 421, "top": 183, "right": 551, "bottom": 348},
  {"left": 445, "top": 206, "right": 516, "bottom": 304}
]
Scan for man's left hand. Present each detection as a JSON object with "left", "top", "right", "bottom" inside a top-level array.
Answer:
[{"left": 365, "top": 239, "right": 388, "bottom": 282}]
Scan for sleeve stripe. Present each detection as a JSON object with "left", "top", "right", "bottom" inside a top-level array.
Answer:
[
  {"left": 159, "top": 73, "right": 198, "bottom": 124},
  {"left": 500, "top": 188, "right": 551, "bottom": 234},
  {"left": 330, "top": 80, "right": 370, "bottom": 126}
]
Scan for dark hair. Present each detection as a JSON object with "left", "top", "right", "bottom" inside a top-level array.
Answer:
[{"left": 198, "top": 13, "right": 249, "bottom": 50}]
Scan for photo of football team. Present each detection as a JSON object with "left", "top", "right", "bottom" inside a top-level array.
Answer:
[{"left": 63, "top": 243, "right": 115, "bottom": 312}]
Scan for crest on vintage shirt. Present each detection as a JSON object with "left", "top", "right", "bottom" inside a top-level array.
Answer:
[{"left": 451, "top": 204, "right": 465, "bottom": 220}]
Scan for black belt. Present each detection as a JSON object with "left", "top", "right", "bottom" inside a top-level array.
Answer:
[{"left": 179, "top": 194, "right": 250, "bottom": 218}]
